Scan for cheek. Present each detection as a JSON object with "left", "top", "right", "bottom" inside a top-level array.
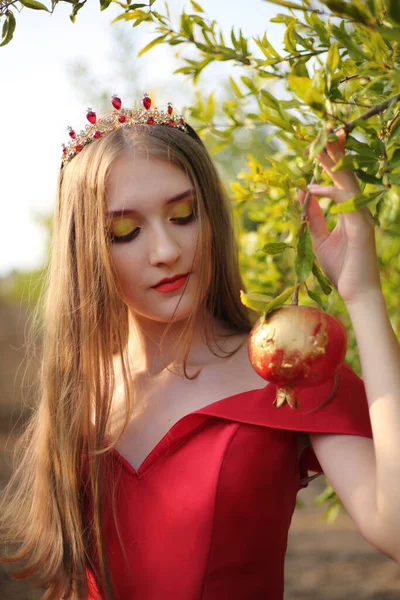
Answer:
[{"left": 109, "top": 250, "right": 142, "bottom": 302}]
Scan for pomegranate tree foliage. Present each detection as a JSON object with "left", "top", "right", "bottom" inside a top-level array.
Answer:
[
  {"left": 109, "top": 2, "right": 398, "bottom": 347},
  {"left": 105, "top": 0, "right": 400, "bottom": 342},
  {"left": 2, "top": 0, "right": 400, "bottom": 521}
]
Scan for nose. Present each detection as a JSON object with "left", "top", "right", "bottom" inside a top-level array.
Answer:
[{"left": 148, "top": 222, "right": 182, "bottom": 266}]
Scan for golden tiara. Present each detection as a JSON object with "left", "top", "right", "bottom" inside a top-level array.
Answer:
[{"left": 61, "top": 93, "right": 189, "bottom": 166}]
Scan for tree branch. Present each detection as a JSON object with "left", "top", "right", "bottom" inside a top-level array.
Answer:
[{"left": 344, "top": 93, "right": 400, "bottom": 134}]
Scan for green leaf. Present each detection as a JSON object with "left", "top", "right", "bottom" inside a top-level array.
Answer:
[
  {"left": 112, "top": 8, "right": 146, "bottom": 23},
  {"left": 211, "top": 140, "right": 231, "bottom": 154},
  {"left": 258, "top": 242, "right": 294, "bottom": 255},
  {"left": 385, "top": 173, "right": 400, "bottom": 186},
  {"left": 240, "top": 290, "right": 273, "bottom": 313},
  {"left": 287, "top": 74, "right": 325, "bottom": 111},
  {"left": 229, "top": 77, "right": 243, "bottom": 99},
  {"left": 323, "top": 0, "right": 374, "bottom": 25},
  {"left": 331, "top": 23, "right": 368, "bottom": 61},
  {"left": 326, "top": 42, "right": 340, "bottom": 72},
  {"left": 174, "top": 66, "right": 197, "bottom": 75},
  {"left": 386, "top": 0, "right": 400, "bottom": 24},
  {"left": 325, "top": 501, "right": 341, "bottom": 523},
  {"left": 260, "top": 89, "right": 281, "bottom": 112},
  {"left": 304, "top": 11, "right": 330, "bottom": 45},
  {"left": 206, "top": 92, "right": 215, "bottom": 119},
  {"left": 138, "top": 34, "right": 168, "bottom": 56},
  {"left": 133, "top": 13, "right": 153, "bottom": 27},
  {"left": 241, "top": 76, "right": 258, "bottom": 94},
  {"left": 307, "top": 129, "right": 328, "bottom": 162},
  {"left": 231, "top": 27, "right": 239, "bottom": 50},
  {"left": 284, "top": 19, "right": 297, "bottom": 54},
  {"left": 388, "top": 116, "right": 400, "bottom": 144},
  {"left": 333, "top": 154, "right": 379, "bottom": 171},
  {"left": 190, "top": 0, "right": 204, "bottom": 12},
  {"left": 253, "top": 32, "right": 282, "bottom": 59},
  {"left": 100, "top": 0, "right": 113, "bottom": 9},
  {"left": 19, "top": 0, "right": 49, "bottom": 9},
  {"left": 307, "top": 289, "right": 325, "bottom": 308},
  {"left": 0, "top": 10, "right": 16, "bottom": 47},
  {"left": 312, "top": 261, "right": 333, "bottom": 295},
  {"left": 354, "top": 170, "right": 382, "bottom": 185},
  {"left": 264, "top": 0, "right": 304, "bottom": 9},
  {"left": 180, "top": 12, "right": 194, "bottom": 38},
  {"left": 291, "top": 58, "right": 309, "bottom": 78},
  {"left": 69, "top": 1, "right": 85, "bottom": 23},
  {"left": 260, "top": 111, "right": 295, "bottom": 132},
  {"left": 329, "top": 189, "right": 385, "bottom": 214},
  {"left": 389, "top": 147, "right": 400, "bottom": 169},
  {"left": 295, "top": 226, "right": 314, "bottom": 283},
  {"left": 263, "top": 286, "right": 298, "bottom": 316},
  {"left": 314, "top": 482, "right": 336, "bottom": 505},
  {"left": 375, "top": 26, "right": 400, "bottom": 42}
]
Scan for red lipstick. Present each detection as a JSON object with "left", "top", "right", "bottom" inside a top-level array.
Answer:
[{"left": 152, "top": 273, "right": 190, "bottom": 293}]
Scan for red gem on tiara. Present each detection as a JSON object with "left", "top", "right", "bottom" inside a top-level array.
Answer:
[
  {"left": 180, "top": 118, "right": 185, "bottom": 125},
  {"left": 118, "top": 114, "right": 126, "bottom": 123},
  {"left": 86, "top": 109, "right": 97, "bottom": 124},
  {"left": 169, "top": 120, "right": 175, "bottom": 127},
  {"left": 93, "top": 130, "right": 102, "bottom": 139},
  {"left": 111, "top": 95, "right": 122, "bottom": 110},
  {"left": 75, "top": 144, "right": 83, "bottom": 152},
  {"left": 62, "top": 145, "right": 67, "bottom": 156},
  {"left": 68, "top": 127, "right": 76, "bottom": 140},
  {"left": 143, "top": 94, "right": 151, "bottom": 110},
  {"left": 167, "top": 103, "right": 173, "bottom": 115},
  {"left": 147, "top": 117, "right": 155, "bottom": 125}
]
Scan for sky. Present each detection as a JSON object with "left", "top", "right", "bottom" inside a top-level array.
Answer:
[{"left": 0, "top": 0, "right": 287, "bottom": 277}]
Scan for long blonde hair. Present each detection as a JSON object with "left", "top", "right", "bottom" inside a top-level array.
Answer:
[{"left": 0, "top": 121, "right": 257, "bottom": 599}]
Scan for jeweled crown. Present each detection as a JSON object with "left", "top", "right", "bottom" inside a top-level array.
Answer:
[{"left": 61, "top": 93, "right": 189, "bottom": 166}]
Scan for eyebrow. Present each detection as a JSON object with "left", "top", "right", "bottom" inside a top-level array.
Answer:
[{"left": 107, "top": 188, "right": 196, "bottom": 217}]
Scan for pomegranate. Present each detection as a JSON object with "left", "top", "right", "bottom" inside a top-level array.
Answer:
[{"left": 248, "top": 305, "right": 347, "bottom": 409}]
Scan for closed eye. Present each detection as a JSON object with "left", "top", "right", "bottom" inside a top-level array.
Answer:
[{"left": 109, "top": 212, "right": 197, "bottom": 244}]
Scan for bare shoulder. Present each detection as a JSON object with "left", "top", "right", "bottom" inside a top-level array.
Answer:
[{"left": 211, "top": 330, "right": 267, "bottom": 394}]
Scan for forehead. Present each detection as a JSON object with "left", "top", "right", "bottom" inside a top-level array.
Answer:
[{"left": 106, "top": 151, "right": 192, "bottom": 210}]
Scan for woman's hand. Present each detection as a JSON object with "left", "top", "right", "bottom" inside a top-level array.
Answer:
[{"left": 298, "top": 124, "right": 382, "bottom": 306}]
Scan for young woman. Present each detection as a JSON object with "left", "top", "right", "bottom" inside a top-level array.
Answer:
[{"left": 0, "top": 94, "right": 399, "bottom": 600}]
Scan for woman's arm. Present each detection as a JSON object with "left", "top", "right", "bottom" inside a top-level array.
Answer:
[
  {"left": 310, "top": 291, "right": 400, "bottom": 563},
  {"left": 298, "top": 125, "right": 400, "bottom": 563}
]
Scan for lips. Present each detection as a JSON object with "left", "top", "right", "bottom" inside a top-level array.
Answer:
[{"left": 152, "top": 273, "right": 190, "bottom": 288}]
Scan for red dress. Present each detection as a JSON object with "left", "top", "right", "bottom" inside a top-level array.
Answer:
[{"left": 85, "top": 363, "right": 373, "bottom": 599}]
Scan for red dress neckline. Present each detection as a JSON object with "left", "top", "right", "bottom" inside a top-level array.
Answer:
[{"left": 107, "top": 383, "right": 270, "bottom": 478}]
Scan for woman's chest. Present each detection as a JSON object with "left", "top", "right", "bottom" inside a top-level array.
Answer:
[
  {"left": 110, "top": 353, "right": 266, "bottom": 471},
  {"left": 108, "top": 341, "right": 307, "bottom": 473}
]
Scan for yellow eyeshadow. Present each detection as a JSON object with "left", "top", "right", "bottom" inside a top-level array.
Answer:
[
  {"left": 110, "top": 201, "right": 194, "bottom": 236},
  {"left": 171, "top": 202, "right": 193, "bottom": 218},
  {"left": 112, "top": 217, "right": 137, "bottom": 237}
]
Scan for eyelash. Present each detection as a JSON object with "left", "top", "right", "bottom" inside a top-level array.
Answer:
[{"left": 110, "top": 212, "right": 197, "bottom": 244}]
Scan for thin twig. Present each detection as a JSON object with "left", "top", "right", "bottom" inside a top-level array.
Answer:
[
  {"left": 344, "top": 92, "right": 400, "bottom": 134},
  {"left": 340, "top": 74, "right": 371, "bottom": 84},
  {"left": 333, "top": 100, "right": 373, "bottom": 109}
]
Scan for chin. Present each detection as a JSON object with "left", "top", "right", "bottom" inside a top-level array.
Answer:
[{"left": 131, "top": 303, "right": 195, "bottom": 325}]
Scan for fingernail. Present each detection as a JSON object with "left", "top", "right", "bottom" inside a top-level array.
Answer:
[
  {"left": 330, "top": 128, "right": 335, "bottom": 133},
  {"left": 323, "top": 147, "right": 328, "bottom": 153}
]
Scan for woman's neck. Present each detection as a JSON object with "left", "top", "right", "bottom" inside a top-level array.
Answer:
[{"left": 124, "top": 310, "right": 241, "bottom": 379}]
